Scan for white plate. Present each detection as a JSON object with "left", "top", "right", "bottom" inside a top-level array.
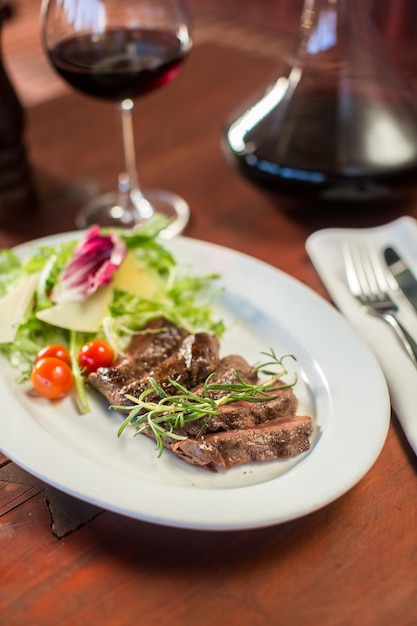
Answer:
[{"left": 0, "top": 233, "right": 390, "bottom": 530}]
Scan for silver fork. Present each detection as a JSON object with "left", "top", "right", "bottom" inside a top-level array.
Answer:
[{"left": 343, "top": 240, "right": 417, "bottom": 365}]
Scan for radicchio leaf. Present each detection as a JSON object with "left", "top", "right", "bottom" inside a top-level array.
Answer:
[{"left": 52, "top": 226, "right": 127, "bottom": 303}]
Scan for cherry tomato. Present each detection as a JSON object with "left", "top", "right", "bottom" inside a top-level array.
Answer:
[
  {"left": 35, "top": 344, "right": 71, "bottom": 366},
  {"left": 31, "top": 357, "right": 73, "bottom": 400},
  {"left": 78, "top": 340, "right": 114, "bottom": 374}
]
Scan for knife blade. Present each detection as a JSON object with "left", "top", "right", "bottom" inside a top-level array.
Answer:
[{"left": 383, "top": 246, "right": 417, "bottom": 311}]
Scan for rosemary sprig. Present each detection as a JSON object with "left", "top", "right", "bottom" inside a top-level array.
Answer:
[{"left": 111, "top": 350, "right": 297, "bottom": 456}]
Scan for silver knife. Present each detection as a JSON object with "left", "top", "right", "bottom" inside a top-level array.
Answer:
[{"left": 384, "top": 246, "right": 417, "bottom": 311}]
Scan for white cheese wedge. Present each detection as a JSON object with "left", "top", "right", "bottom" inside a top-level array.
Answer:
[
  {"left": 36, "top": 253, "right": 158, "bottom": 333},
  {"left": 36, "top": 284, "right": 114, "bottom": 333},
  {"left": 0, "top": 273, "right": 40, "bottom": 344},
  {"left": 112, "top": 252, "right": 158, "bottom": 298}
]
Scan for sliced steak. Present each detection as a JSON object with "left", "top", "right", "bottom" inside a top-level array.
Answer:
[
  {"left": 88, "top": 318, "right": 312, "bottom": 471},
  {"left": 192, "top": 354, "right": 259, "bottom": 400},
  {"left": 90, "top": 331, "right": 221, "bottom": 406},
  {"left": 88, "top": 317, "right": 189, "bottom": 396},
  {"left": 171, "top": 414, "right": 313, "bottom": 471},
  {"left": 113, "top": 317, "right": 189, "bottom": 370},
  {"left": 184, "top": 389, "right": 298, "bottom": 436},
  {"left": 183, "top": 354, "right": 297, "bottom": 435}
]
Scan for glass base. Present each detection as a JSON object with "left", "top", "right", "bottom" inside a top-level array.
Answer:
[{"left": 75, "top": 188, "right": 190, "bottom": 238}]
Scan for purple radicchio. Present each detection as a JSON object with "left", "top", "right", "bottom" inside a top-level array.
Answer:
[{"left": 52, "top": 226, "right": 127, "bottom": 303}]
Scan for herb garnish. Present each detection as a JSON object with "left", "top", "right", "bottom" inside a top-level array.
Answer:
[{"left": 113, "top": 350, "right": 297, "bottom": 456}]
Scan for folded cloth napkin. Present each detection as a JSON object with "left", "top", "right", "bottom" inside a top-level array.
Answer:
[{"left": 306, "top": 215, "right": 417, "bottom": 455}]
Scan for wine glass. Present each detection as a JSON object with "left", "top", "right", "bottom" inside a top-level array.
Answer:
[{"left": 41, "top": 0, "right": 192, "bottom": 237}]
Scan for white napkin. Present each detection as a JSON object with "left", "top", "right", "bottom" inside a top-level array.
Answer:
[{"left": 306, "top": 215, "right": 417, "bottom": 455}]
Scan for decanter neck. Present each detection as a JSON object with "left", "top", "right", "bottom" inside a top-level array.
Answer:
[{"left": 292, "top": 0, "right": 401, "bottom": 88}]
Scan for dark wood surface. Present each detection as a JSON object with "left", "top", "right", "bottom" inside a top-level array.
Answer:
[{"left": 2, "top": 4, "right": 417, "bottom": 625}]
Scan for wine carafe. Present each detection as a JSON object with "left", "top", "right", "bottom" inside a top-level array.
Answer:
[{"left": 222, "top": 0, "right": 417, "bottom": 210}]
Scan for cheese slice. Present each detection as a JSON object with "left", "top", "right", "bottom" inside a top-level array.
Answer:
[
  {"left": 0, "top": 273, "right": 40, "bottom": 344},
  {"left": 35, "top": 253, "right": 158, "bottom": 333},
  {"left": 112, "top": 252, "right": 158, "bottom": 298},
  {"left": 36, "top": 284, "right": 114, "bottom": 333}
]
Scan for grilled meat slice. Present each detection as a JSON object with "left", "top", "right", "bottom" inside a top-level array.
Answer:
[
  {"left": 112, "top": 317, "right": 189, "bottom": 370},
  {"left": 192, "top": 354, "right": 259, "bottom": 399},
  {"left": 89, "top": 331, "right": 221, "bottom": 406},
  {"left": 88, "top": 317, "right": 189, "bottom": 396},
  {"left": 184, "top": 390, "right": 298, "bottom": 436},
  {"left": 171, "top": 414, "right": 313, "bottom": 471},
  {"left": 183, "top": 355, "right": 297, "bottom": 435}
]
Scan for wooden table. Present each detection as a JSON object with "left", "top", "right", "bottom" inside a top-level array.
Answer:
[{"left": 2, "top": 9, "right": 417, "bottom": 626}]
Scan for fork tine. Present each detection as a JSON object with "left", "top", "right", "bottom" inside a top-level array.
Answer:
[
  {"left": 357, "top": 243, "right": 380, "bottom": 296},
  {"left": 342, "top": 241, "right": 362, "bottom": 296},
  {"left": 343, "top": 240, "right": 384, "bottom": 300},
  {"left": 366, "top": 243, "right": 388, "bottom": 292},
  {"left": 343, "top": 241, "right": 373, "bottom": 298}
]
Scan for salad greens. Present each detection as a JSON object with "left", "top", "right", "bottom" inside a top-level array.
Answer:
[{"left": 0, "top": 216, "right": 225, "bottom": 414}]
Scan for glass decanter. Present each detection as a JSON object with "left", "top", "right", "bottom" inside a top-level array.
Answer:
[{"left": 222, "top": 0, "right": 417, "bottom": 210}]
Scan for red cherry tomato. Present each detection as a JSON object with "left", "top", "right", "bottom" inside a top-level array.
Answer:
[
  {"left": 78, "top": 340, "right": 114, "bottom": 374},
  {"left": 31, "top": 357, "right": 73, "bottom": 400},
  {"left": 35, "top": 344, "right": 71, "bottom": 366}
]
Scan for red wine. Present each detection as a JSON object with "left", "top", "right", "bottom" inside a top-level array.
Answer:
[
  {"left": 48, "top": 28, "right": 189, "bottom": 101},
  {"left": 223, "top": 88, "right": 417, "bottom": 205}
]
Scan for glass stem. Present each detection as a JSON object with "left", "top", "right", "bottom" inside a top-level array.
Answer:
[{"left": 119, "top": 99, "right": 153, "bottom": 220}]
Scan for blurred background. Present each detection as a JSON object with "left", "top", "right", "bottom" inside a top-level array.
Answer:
[{"left": 2, "top": 0, "right": 417, "bottom": 109}]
